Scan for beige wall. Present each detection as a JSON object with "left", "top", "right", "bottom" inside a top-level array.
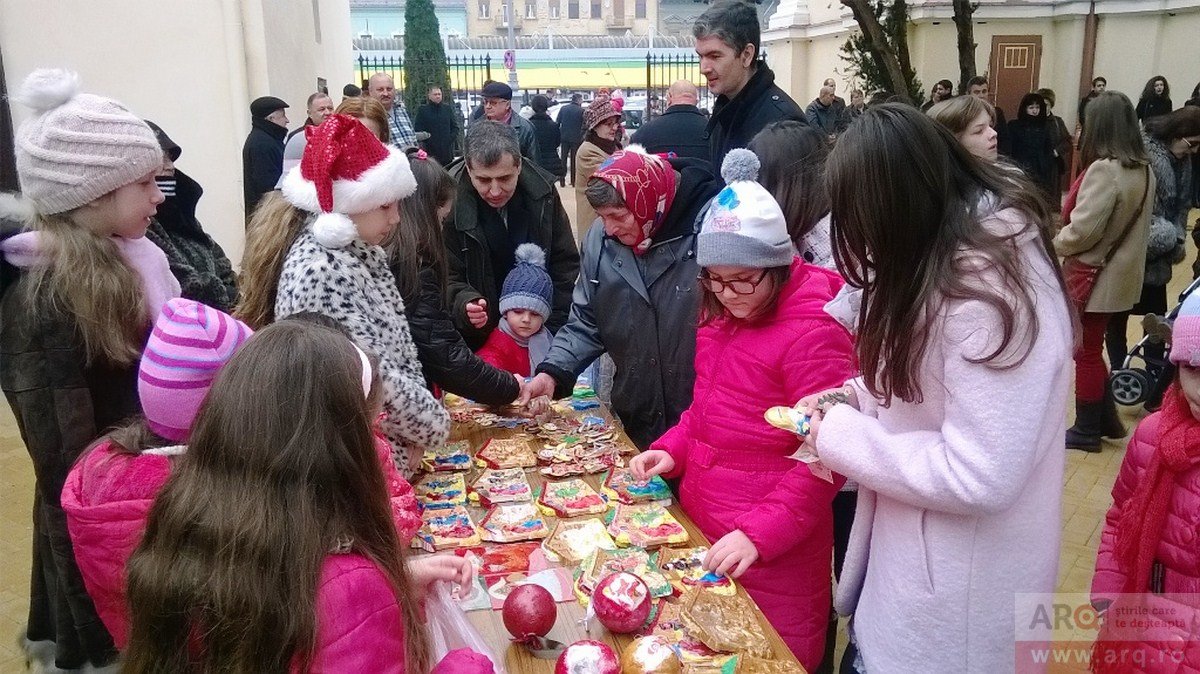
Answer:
[
  {"left": 465, "top": 0, "right": 655, "bottom": 37},
  {"left": 0, "top": 0, "right": 352, "bottom": 266}
]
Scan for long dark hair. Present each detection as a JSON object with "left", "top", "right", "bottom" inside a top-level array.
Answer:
[
  {"left": 390, "top": 150, "right": 455, "bottom": 302},
  {"left": 1140, "top": 75, "right": 1171, "bottom": 103},
  {"left": 1015, "top": 92, "right": 1047, "bottom": 123},
  {"left": 826, "top": 104, "right": 1065, "bottom": 404},
  {"left": 123, "top": 319, "right": 428, "bottom": 673},
  {"left": 1080, "top": 91, "right": 1148, "bottom": 168},
  {"left": 748, "top": 121, "right": 831, "bottom": 246}
]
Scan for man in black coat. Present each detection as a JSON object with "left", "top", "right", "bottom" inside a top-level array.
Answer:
[
  {"left": 414, "top": 85, "right": 461, "bottom": 166},
  {"left": 557, "top": 93, "right": 585, "bottom": 186},
  {"left": 694, "top": 1, "right": 806, "bottom": 168},
  {"left": 631, "top": 80, "right": 709, "bottom": 160},
  {"left": 241, "top": 95, "right": 289, "bottom": 219}
]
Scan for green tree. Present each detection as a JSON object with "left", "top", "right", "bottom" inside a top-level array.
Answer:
[
  {"left": 839, "top": 0, "right": 923, "bottom": 104},
  {"left": 403, "top": 0, "right": 452, "bottom": 113}
]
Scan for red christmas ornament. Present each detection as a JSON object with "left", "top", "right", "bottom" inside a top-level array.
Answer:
[
  {"left": 502, "top": 584, "right": 557, "bottom": 638},
  {"left": 591, "top": 572, "right": 652, "bottom": 634},
  {"left": 554, "top": 639, "right": 620, "bottom": 674}
]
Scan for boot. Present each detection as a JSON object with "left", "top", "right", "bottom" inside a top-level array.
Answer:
[
  {"left": 1100, "top": 386, "right": 1127, "bottom": 439},
  {"left": 1066, "top": 399, "right": 1104, "bottom": 452}
]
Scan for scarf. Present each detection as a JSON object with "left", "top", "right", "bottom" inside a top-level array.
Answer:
[
  {"left": 592, "top": 150, "right": 677, "bottom": 256},
  {"left": 498, "top": 319, "right": 553, "bottom": 373}
]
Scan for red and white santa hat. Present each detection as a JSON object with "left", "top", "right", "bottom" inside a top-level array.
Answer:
[{"left": 281, "top": 113, "right": 416, "bottom": 248}]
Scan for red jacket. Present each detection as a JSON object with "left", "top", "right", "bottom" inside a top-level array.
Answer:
[
  {"left": 61, "top": 435, "right": 421, "bottom": 650},
  {"left": 476, "top": 328, "right": 530, "bottom": 377},
  {"left": 652, "top": 258, "right": 856, "bottom": 669}
]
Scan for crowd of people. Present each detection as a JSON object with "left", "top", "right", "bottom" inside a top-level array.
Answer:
[{"left": 3, "top": 1, "right": 1200, "bottom": 672}]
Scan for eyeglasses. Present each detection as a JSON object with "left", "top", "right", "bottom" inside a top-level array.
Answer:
[{"left": 698, "top": 269, "right": 769, "bottom": 295}]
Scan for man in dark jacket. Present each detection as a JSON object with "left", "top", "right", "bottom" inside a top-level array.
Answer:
[
  {"left": 241, "top": 95, "right": 289, "bottom": 218},
  {"left": 557, "top": 93, "right": 586, "bottom": 186},
  {"left": 444, "top": 121, "right": 579, "bottom": 348},
  {"left": 145, "top": 122, "right": 239, "bottom": 312},
  {"left": 470, "top": 81, "right": 539, "bottom": 162},
  {"left": 520, "top": 151, "right": 721, "bottom": 449},
  {"left": 631, "top": 80, "right": 710, "bottom": 160},
  {"left": 694, "top": 1, "right": 806, "bottom": 168},
  {"left": 806, "top": 86, "right": 849, "bottom": 137},
  {"left": 414, "top": 85, "right": 461, "bottom": 166}
]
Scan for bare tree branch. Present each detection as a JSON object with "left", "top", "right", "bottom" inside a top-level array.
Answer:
[{"left": 841, "top": 0, "right": 913, "bottom": 104}]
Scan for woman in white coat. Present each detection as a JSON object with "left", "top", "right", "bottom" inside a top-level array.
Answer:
[{"left": 800, "top": 105, "right": 1073, "bottom": 673}]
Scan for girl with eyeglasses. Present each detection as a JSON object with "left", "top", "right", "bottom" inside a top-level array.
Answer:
[{"left": 630, "top": 150, "right": 856, "bottom": 671}]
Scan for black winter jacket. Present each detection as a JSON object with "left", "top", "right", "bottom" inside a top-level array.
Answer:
[
  {"left": 557, "top": 102, "right": 586, "bottom": 145},
  {"left": 705, "top": 63, "right": 806, "bottom": 168},
  {"left": 397, "top": 262, "right": 520, "bottom": 405},
  {"left": 631, "top": 105, "right": 710, "bottom": 161},
  {"left": 414, "top": 101, "right": 461, "bottom": 166},
  {"left": 529, "top": 113, "right": 566, "bottom": 178},
  {"left": 444, "top": 160, "right": 580, "bottom": 348},
  {"left": 537, "top": 157, "right": 720, "bottom": 449},
  {"left": 241, "top": 117, "right": 286, "bottom": 216}
]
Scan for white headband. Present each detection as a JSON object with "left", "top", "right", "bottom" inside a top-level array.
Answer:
[{"left": 352, "top": 343, "right": 372, "bottom": 398}]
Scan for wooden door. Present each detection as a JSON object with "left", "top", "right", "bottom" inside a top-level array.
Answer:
[{"left": 988, "top": 35, "right": 1042, "bottom": 122}]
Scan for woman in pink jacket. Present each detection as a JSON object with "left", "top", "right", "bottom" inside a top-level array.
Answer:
[
  {"left": 1091, "top": 291, "right": 1200, "bottom": 673},
  {"left": 111, "top": 317, "right": 477, "bottom": 673},
  {"left": 62, "top": 303, "right": 425, "bottom": 653},
  {"left": 631, "top": 149, "right": 856, "bottom": 671}
]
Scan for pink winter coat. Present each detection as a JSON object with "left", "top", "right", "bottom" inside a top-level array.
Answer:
[
  {"left": 1092, "top": 412, "right": 1200, "bottom": 673},
  {"left": 61, "top": 436, "right": 421, "bottom": 650},
  {"left": 652, "top": 258, "right": 856, "bottom": 670}
]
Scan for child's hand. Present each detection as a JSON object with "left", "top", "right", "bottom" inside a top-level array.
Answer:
[
  {"left": 795, "top": 385, "right": 859, "bottom": 417},
  {"left": 704, "top": 529, "right": 759, "bottom": 579},
  {"left": 408, "top": 553, "right": 475, "bottom": 595},
  {"left": 802, "top": 410, "right": 824, "bottom": 456},
  {"left": 630, "top": 450, "right": 675, "bottom": 481},
  {"left": 465, "top": 299, "right": 488, "bottom": 329}
]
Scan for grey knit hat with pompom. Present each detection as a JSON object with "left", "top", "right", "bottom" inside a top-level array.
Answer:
[
  {"left": 697, "top": 148, "right": 795, "bottom": 269},
  {"left": 14, "top": 69, "right": 163, "bottom": 215}
]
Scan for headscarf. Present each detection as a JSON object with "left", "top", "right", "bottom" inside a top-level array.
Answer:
[{"left": 591, "top": 148, "right": 677, "bottom": 255}]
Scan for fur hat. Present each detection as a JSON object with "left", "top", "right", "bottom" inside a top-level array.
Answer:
[
  {"left": 697, "top": 149, "right": 795, "bottom": 269},
  {"left": 499, "top": 244, "right": 553, "bottom": 320},
  {"left": 13, "top": 69, "right": 162, "bottom": 215},
  {"left": 281, "top": 114, "right": 416, "bottom": 248}
]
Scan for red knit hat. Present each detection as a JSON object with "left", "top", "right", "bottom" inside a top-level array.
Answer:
[{"left": 280, "top": 114, "right": 416, "bottom": 248}]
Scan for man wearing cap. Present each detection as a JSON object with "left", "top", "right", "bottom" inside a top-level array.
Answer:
[
  {"left": 472, "top": 81, "right": 539, "bottom": 161},
  {"left": 367, "top": 72, "right": 420, "bottom": 150},
  {"left": 242, "top": 95, "right": 289, "bottom": 217}
]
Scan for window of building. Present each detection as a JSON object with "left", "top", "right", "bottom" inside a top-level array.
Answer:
[
  {"left": 479, "top": 0, "right": 489, "bottom": 18},
  {"left": 568, "top": 0, "right": 578, "bottom": 18},
  {"left": 590, "top": 0, "right": 600, "bottom": 17},
  {"left": 635, "top": 0, "right": 645, "bottom": 18},
  {"left": 550, "top": 0, "right": 560, "bottom": 17},
  {"left": 526, "top": 2, "right": 537, "bottom": 18}
]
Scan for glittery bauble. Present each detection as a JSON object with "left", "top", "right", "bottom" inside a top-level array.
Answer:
[
  {"left": 592, "top": 572, "right": 652, "bottom": 634},
  {"left": 502, "top": 584, "right": 557, "bottom": 638},
  {"left": 618, "top": 636, "right": 682, "bottom": 674},
  {"left": 555, "top": 640, "right": 621, "bottom": 674}
]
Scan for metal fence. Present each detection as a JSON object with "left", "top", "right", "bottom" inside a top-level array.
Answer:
[
  {"left": 356, "top": 54, "right": 493, "bottom": 111},
  {"left": 645, "top": 53, "right": 713, "bottom": 119}
]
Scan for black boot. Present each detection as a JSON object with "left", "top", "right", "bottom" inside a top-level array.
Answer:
[
  {"left": 1066, "top": 399, "right": 1104, "bottom": 452},
  {"left": 1100, "top": 386, "right": 1127, "bottom": 439}
]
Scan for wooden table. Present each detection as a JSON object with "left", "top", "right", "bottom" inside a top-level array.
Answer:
[{"left": 438, "top": 401, "right": 805, "bottom": 673}]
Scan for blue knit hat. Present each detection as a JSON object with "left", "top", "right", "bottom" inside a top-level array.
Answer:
[{"left": 500, "top": 244, "right": 553, "bottom": 320}]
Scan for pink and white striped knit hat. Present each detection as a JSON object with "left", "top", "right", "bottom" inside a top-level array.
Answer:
[{"left": 138, "top": 299, "right": 253, "bottom": 442}]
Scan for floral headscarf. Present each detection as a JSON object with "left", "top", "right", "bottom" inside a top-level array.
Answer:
[{"left": 591, "top": 149, "right": 677, "bottom": 255}]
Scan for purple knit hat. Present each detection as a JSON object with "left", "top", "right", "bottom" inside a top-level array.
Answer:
[{"left": 138, "top": 299, "right": 254, "bottom": 442}]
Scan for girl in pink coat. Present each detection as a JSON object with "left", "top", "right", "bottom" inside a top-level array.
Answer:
[
  {"left": 1091, "top": 290, "right": 1200, "bottom": 673},
  {"left": 631, "top": 149, "right": 856, "bottom": 671}
]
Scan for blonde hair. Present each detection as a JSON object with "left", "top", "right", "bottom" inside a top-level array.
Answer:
[
  {"left": 927, "top": 96, "right": 995, "bottom": 136},
  {"left": 335, "top": 97, "right": 390, "bottom": 143},
  {"left": 25, "top": 212, "right": 148, "bottom": 365},
  {"left": 235, "top": 192, "right": 308, "bottom": 329}
]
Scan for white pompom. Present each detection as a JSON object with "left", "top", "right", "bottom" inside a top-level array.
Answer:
[
  {"left": 721, "top": 148, "right": 761, "bottom": 184},
  {"left": 312, "top": 212, "right": 358, "bottom": 248},
  {"left": 17, "top": 69, "right": 81, "bottom": 113},
  {"left": 514, "top": 243, "right": 547, "bottom": 269},
  {"left": 0, "top": 193, "right": 36, "bottom": 225}
]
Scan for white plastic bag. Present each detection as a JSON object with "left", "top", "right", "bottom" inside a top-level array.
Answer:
[{"left": 426, "top": 580, "right": 507, "bottom": 674}]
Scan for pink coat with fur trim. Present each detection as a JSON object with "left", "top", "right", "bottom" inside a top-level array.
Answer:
[
  {"left": 61, "top": 436, "right": 421, "bottom": 650},
  {"left": 652, "top": 258, "right": 855, "bottom": 670}
]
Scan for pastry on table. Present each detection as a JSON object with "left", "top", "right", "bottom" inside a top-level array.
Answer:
[
  {"left": 416, "top": 504, "right": 481, "bottom": 552},
  {"left": 543, "top": 518, "right": 617, "bottom": 564},
  {"left": 422, "top": 440, "right": 473, "bottom": 472},
  {"left": 476, "top": 437, "right": 537, "bottom": 469},
  {"left": 608, "top": 502, "right": 689, "bottom": 548},
  {"left": 602, "top": 467, "right": 673, "bottom": 505},
  {"left": 470, "top": 467, "right": 533, "bottom": 506},
  {"left": 414, "top": 472, "right": 468, "bottom": 509},
  {"left": 658, "top": 546, "right": 737, "bottom": 596},
  {"left": 679, "top": 589, "right": 772, "bottom": 659}
]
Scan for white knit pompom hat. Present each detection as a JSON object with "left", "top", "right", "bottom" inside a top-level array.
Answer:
[
  {"left": 14, "top": 68, "right": 163, "bottom": 215},
  {"left": 697, "top": 148, "right": 795, "bottom": 268}
]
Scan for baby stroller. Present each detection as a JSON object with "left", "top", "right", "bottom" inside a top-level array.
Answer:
[{"left": 1110, "top": 275, "right": 1200, "bottom": 406}]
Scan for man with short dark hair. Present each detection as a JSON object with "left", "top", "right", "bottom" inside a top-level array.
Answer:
[
  {"left": 557, "top": 93, "right": 585, "bottom": 186},
  {"left": 806, "top": 86, "right": 848, "bottom": 137},
  {"left": 693, "top": 0, "right": 806, "bottom": 167},
  {"left": 242, "top": 95, "right": 289, "bottom": 217},
  {"left": 414, "top": 85, "right": 460, "bottom": 166},
  {"left": 470, "top": 81, "right": 539, "bottom": 161},
  {"left": 1078, "top": 76, "right": 1107, "bottom": 131},
  {"left": 631, "top": 80, "right": 709, "bottom": 160},
  {"left": 444, "top": 121, "right": 578, "bottom": 346},
  {"left": 967, "top": 75, "right": 1009, "bottom": 155},
  {"left": 367, "top": 72, "right": 419, "bottom": 149}
]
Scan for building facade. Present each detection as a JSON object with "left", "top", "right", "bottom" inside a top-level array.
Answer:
[
  {"left": 351, "top": 0, "right": 469, "bottom": 38},
  {"left": 463, "top": 0, "right": 657, "bottom": 37}
]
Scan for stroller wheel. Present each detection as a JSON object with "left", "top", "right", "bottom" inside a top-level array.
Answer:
[{"left": 1111, "top": 369, "right": 1150, "bottom": 406}]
